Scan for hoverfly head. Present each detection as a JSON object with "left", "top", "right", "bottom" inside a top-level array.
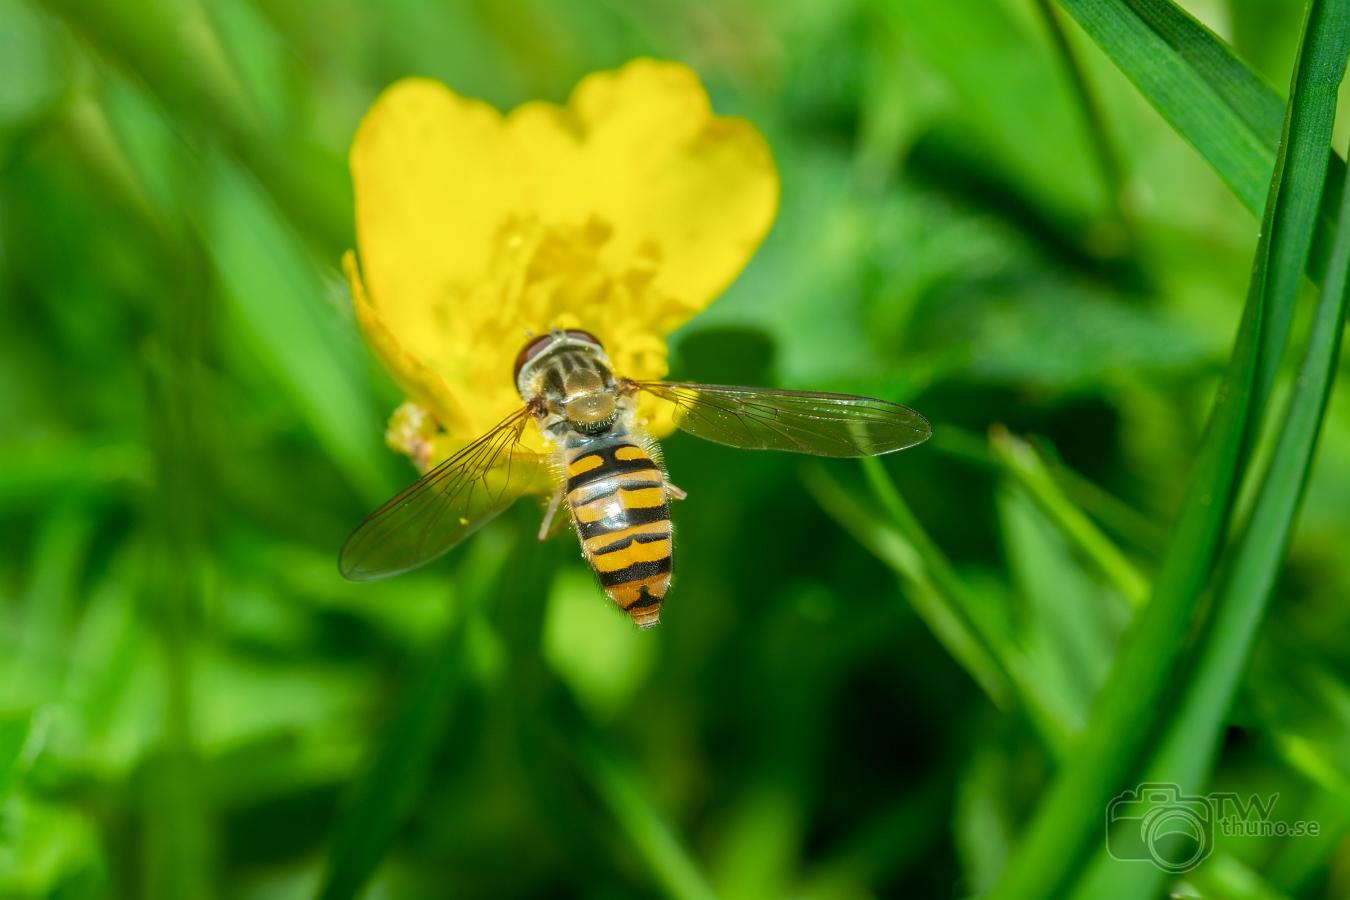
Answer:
[{"left": 562, "top": 368, "right": 617, "bottom": 434}]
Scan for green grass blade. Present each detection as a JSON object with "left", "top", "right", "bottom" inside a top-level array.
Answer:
[
  {"left": 573, "top": 728, "right": 718, "bottom": 900},
  {"left": 990, "top": 1, "right": 1350, "bottom": 895},
  {"left": 997, "top": 486, "right": 1118, "bottom": 734},
  {"left": 0, "top": 714, "right": 32, "bottom": 797},
  {"left": 804, "top": 463, "right": 1016, "bottom": 714},
  {"left": 316, "top": 615, "right": 467, "bottom": 900},
  {"left": 797, "top": 783, "right": 945, "bottom": 899},
  {"left": 808, "top": 461, "right": 1091, "bottom": 755},
  {"left": 315, "top": 614, "right": 467, "bottom": 900},
  {"left": 1058, "top": 0, "right": 1346, "bottom": 284},
  {"left": 1255, "top": 653, "right": 1350, "bottom": 821},
  {"left": 1263, "top": 756, "right": 1350, "bottom": 891},
  {"left": 12, "top": 502, "right": 96, "bottom": 702},
  {"left": 1058, "top": 0, "right": 1274, "bottom": 211},
  {"left": 202, "top": 155, "right": 389, "bottom": 503},
  {"left": 1239, "top": 1, "right": 1349, "bottom": 416},
  {"left": 1112, "top": 0, "right": 1285, "bottom": 141},
  {"left": 988, "top": 428, "right": 1147, "bottom": 607},
  {"left": 316, "top": 532, "right": 512, "bottom": 900},
  {"left": 1073, "top": 50, "right": 1350, "bottom": 898},
  {"left": 1187, "top": 854, "right": 1295, "bottom": 900},
  {"left": 1034, "top": 442, "right": 1169, "bottom": 552},
  {"left": 1033, "top": 0, "right": 1135, "bottom": 244}
]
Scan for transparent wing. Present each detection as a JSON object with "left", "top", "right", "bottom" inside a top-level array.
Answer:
[
  {"left": 339, "top": 407, "right": 543, "bottom": 581},
  {"left": 634, "top": 381, "right": 931, "bottom": 457}
]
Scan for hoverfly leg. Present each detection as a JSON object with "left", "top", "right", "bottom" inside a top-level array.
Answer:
[
  {"left": 665, "top": 481, "right": 688, "bottom": 502},
  {"left": 538, "top": 486, "right": 565, "bottom": 541}
]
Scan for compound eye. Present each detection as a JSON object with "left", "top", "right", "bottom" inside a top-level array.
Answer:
[
  {"left": 512, "top": 334, "right": 555, "bottom": 381},
  {"left": 563, "top": 328, "right": 602, "bottom": 346}
]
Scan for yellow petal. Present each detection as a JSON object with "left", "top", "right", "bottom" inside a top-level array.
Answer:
[
  {"left": 350, "top": 81, "right": 514, "bottom": 382},
  {"left": 539, "top": 59, "right": 779, "bottom": 329},
  {"left": 344, "top": 251, "right": 472, "bottom": 435}
]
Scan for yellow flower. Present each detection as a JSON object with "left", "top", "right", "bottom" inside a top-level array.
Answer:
[{"left": 345, "top": 59, "right": 778, "bottom": 474}]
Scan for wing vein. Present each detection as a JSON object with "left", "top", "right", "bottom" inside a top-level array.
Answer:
[
  {"left": 339, "top": 406, "right": 539, "bottom": 581},
  {"left": 634, "top": 381, "right": 930, "bottom": 458}
]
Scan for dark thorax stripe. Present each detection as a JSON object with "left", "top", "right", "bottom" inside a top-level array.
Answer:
[
  {"left": 544, "top": 367, "right": 564, "bottom": 396},
  {"left": 576, "top": 504, "right": 668, "bottom": 539},
  {"left": 597, "top": 556, "right": 673, "bottom": 587},
  {"left": 566, "top": 445, "right": 660, "bottom": 492}
]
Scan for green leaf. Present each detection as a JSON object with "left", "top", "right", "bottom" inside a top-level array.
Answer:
[
  {"left": 542, "top": 569, "right": 656, "bottom": 721},
  {"left": 203, "top": 154, "right": 389, "bottom": 502},
  {"left": 916, "top": 278, "right": 1211, "bottom": 390},
  {"left": 883, "top": 0, "right": 1114, "bottom": 223},
  {"left": 952, "top": 748, "right": 1018, "bottom": 896},
  {"left": 0, "top": 0, "right": 67, "bottom": 131},
  {"left": 0, "top": 794, "right": 102, "bottom": 897},
  {"left": 990, "top": 1, "right": 1350, "bottom": 895}
]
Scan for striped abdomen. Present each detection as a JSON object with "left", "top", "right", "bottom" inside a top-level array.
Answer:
[{"left": 565, "top": 441, "right": 672, "bottom": 629}]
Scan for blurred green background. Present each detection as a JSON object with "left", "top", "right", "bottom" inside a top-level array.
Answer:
[{"left": 2, "top": 0, "right": 1348, "bottom": 897}]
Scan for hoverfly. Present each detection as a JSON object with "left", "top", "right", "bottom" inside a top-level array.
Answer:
[{"left": 340, "top": 329, "right": 930, "bottom": 628}]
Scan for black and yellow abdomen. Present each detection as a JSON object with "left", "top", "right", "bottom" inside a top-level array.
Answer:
[{"left": 565, "top": 440, "right": 672, "bottom": 628}]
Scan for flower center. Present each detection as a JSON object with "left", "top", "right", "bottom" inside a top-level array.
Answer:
[{"left": 427, "top": 215, "right": 673, "bottom": 436}]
